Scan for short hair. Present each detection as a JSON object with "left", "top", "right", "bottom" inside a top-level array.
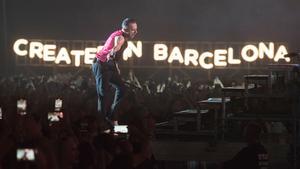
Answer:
[{"left": 121, "top": 18, "right": 136, "bottom": 29}]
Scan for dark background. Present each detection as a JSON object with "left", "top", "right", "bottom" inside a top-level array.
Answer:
[{"left": 1, "top": 0, "right": 300, "bottom": 75}]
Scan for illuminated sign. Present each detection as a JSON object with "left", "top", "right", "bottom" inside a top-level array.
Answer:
[
  {"left": 153, "top": 42, "right": 289, "bottom": 69},
  {"left": 13, "top": 39, "right": 290, "bottom": 69},
  {"left": 13, "top": 39, "right": 142, "bottom": 67}
]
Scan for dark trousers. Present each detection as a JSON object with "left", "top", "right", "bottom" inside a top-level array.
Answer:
[{"left": 92, "top": 59, "right": 125, "bottom": 120}]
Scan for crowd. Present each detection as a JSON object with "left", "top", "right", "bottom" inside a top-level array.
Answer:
[
  {"left": 3, "top": 71, "right": 297, "bottom": 168},
  {"left": 0, "top": 71, "right": 225, "bottom": 169},
  {"left": 0, "top": 71, "right": 225, "bottom": 123}
]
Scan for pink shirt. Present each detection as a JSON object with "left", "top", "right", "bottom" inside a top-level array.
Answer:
[{"left": 96, "top": 30, "right": 123, "bottom": 62}]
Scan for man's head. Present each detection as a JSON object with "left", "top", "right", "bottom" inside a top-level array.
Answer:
[{"left": 121, "top": 18, "right": 138, "bottom": 39}]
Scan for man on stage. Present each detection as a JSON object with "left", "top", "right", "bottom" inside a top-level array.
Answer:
[{"left": 92, "top": 18, "right": 138, "bottom": 126}]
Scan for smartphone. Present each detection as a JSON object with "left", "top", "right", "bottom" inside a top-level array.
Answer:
[
  {"left": 0, "top": 107, "right": 2, "bottom": 119},
  {"left": 17, "top": 99, "right": 27, "bottom": 115},
  {"left": 48, "top": 112, "right": 63, "bottom": 125},
  {"left": 16, "top": 148, "right": 37, "bottom": 161},
  {"left": 55, "top": 99, "right": 63, "bottom": 111},
  {"left": 114, "top": 125, "right": 128, "bottom": 133}
]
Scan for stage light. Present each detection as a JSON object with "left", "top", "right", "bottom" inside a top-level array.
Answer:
[
  {"left": 259, "top": 42, "right": 274, "bottom": 59},
  {"left": 84, "top": 48, "right": 97, "bottom": 65},
  {"left": 29, "top": 42, "right": 43, "bottom": 59},
  {"left": 13, "top": 39, "right": 28, "bottom": 56},
  {"left": 184, "top": 49, "right": 199, "bottom": 66},
  {"left": 70, "top": 50, "right": 84, "bottom": 67},
  {"left": 199, "top": 52, "right": 214, "bottom": 69},
  {"left": 214, "top": 49, "right": 228, "bottom": 67},
  {"left": 123, "top": 41, "right": 142, "bottom": 60},
  {"left": 241, "top": 44, "right": 259, "bottom": 62},
  {"left": 241, "top": 43, "right": 289, "bottom": 63},
  {"left": 154, "top": 43, "right": 168, "bottom": 61},
  {"left": 274, "top": 45, "right": 289, "bottom": 62},
  {"left": 167, "top": 47, "right": 184, "bottom": 64},
  {"left": 43, "top": 44, "right": 56, "bottom": 62},
  {"left": 227, "top": 47, "right": 241, "bottom": 64},
  {"left": 54, "top": 47, "right": 71, "bottom": 65},
  {"left": 13, "top": 39, "right": 290, "bottom": 68}
]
